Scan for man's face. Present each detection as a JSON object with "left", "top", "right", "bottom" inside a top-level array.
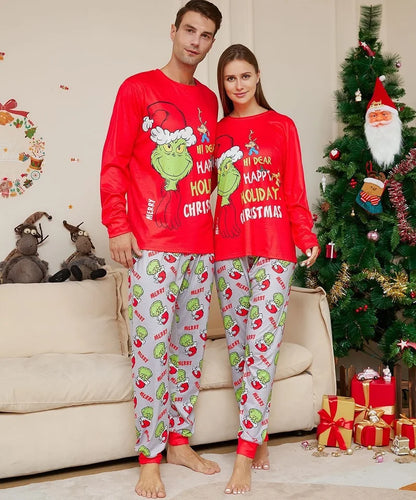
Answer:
[{"left": 170, "top": 11, "right": 216, "bottom": 68}]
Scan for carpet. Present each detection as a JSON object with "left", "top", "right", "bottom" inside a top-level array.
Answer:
[{"left": 2, "top": 441, "right": 416, "bottom": 499}]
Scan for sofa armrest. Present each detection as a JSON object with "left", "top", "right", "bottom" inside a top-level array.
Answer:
[
  {"left": 284, "top": 286, "right": 337, "bottom": 416},
  {"left": 106, "top": 266, "right": 130, "bottom": 356}
]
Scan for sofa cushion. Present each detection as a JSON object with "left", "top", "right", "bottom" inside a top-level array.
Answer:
[
  {"left": 0, "top": 270, "right": 130, "bottom": 358},
  {"left": 0, "top": 353, "right": 133, "bottom": 413},
  {"left": 199, "top": 338, "right": 313, "bottom": 390}
]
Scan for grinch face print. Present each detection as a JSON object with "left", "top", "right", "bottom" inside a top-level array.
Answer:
[
  {"left": 142, "top": 101, "right": 196, "bottom": 230},
  {"left": 0, "top": 99, "right": 45, "bottom": 198},
  {"left": 215, "top": 135, "right": 243, "bottom": 238}
]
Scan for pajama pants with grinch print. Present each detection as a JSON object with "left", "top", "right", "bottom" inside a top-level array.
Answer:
[
  {"left": 129, "top": 250, "right": 214, "bottom": 462},
  {"left": 214, "top": 256, "right": 295, "bottom": 456}
]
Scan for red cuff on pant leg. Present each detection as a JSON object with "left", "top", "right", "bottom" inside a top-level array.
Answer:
[
  {"left": 237, "top": 438, "right": 258, "bottom": 459},
  {"left": 139, "top": 453, "right": 162, "bottom": 465},
  {"left": 168, "top": 432, "right": 189, "bottom": 446},
  {"left": 264, "top": 433, "right": 269, "bottom": 442}
]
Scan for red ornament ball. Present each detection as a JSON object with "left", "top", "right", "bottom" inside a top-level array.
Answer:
[
  {"left": 329, "top": 148, "right": 341, "bottom": 160},
  {"left": 349, "top": 178, "right": 357, "bottom": 188},
  {"left": 410, "top": 290, "right": 416, "bottom": 299},
  {"left": 367, "top": 230, "right": 379, "bottom": 241}
]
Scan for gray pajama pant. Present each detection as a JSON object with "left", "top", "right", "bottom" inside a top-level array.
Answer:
[
  {"left": 129, "top": 250, "right": 213, "bottom": 459},
  {"left": 214, "top": 256, "right": 295, "bottom": 445}
]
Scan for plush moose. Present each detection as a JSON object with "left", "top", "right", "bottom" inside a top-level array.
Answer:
[
  {"left": 49, "top": 220, "right": 107, "bottom": 282},
  {"left": 0, "top": 211, "right": 52, "bottom": 283}
]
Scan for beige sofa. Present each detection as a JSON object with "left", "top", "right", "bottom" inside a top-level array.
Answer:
[{"left": 0, "top": 267, "right": 336, "bottom": 479}]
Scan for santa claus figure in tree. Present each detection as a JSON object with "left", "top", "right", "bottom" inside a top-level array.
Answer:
[{"left": 364, "top": 76, "right": 402, "bottom": 170}]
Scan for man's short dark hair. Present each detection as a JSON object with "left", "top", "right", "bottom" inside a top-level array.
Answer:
[{"left": 175, "top": 0, "right": 222, "bottom": 35}]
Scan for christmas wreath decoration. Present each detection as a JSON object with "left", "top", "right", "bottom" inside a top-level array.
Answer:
[
  {"left": 387, "top": 148, "right": 416, "bottom": 246},
  {"left": 0, "top": 98, "right": 45, "bottom": 198}
]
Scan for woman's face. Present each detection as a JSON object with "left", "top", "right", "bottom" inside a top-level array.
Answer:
[{"left": 223, "top": 59, "right": 259, "bottom": 107}]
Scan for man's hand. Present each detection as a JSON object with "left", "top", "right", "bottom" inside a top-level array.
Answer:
[{"left": 109, "top": 233, "right": 142, "bottom": 269}]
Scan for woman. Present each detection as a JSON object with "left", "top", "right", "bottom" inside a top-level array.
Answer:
[{"left": 213, "top": 44, "right": 319, "bottom": 495}]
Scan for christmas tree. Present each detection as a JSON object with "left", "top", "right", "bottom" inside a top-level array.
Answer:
[{"left": 295, "top": 5, "right": 416, "bottom": 368}]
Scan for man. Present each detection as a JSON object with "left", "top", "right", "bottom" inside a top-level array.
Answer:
[
  {"left": 364, "top": 76, "right": 402, "bottom": 169},
  {"left": 100, "top": 2, "right": 222, "bottom": 497}
]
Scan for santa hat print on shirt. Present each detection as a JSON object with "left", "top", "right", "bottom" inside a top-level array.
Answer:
[
  {"left": 142, "top": 101, "right": 196, "bottom": 146},
  {"left": 215, "top": 134, "right": 243, "bottom": 170}
]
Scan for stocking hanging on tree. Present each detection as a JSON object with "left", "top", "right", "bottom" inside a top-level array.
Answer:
[{"left": 355, "top": 163, "right": 386, "bottom": 214}]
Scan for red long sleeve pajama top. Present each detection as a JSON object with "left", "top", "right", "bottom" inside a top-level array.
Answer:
[
  {"left": 100, "top": 69, "right": 218, "bottom": 254},
  {"left": 214, "top": 110, "right": 318, "bottom": 262}
]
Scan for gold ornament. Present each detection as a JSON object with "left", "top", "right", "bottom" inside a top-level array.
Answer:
[
  {"left": 345, "top": 448, "right": 353, "bottom": 455},
  {"left": 410, "top": 449, "right": 416, "bottom": 457}
]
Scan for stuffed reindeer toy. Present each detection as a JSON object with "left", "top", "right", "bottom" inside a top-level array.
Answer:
[
  {"left": 49, "top": 220, "right": 107, "bottom": 282},
  {"left": 0, "top": 211, "right": 52, "bottom": 283}
]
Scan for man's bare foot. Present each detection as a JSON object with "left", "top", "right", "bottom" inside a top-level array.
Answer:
[
  {"left": 224, "top": 454, "right": 252, "bottom": 494},
  {"left": 135, "top": 463, "right": 166, "bottom": 498},
  {"left": 252, "top": 441, "right": 270, "bottom": 470},
  {"left": 167, "top": 443, "right": 220, "bottom": 474}
]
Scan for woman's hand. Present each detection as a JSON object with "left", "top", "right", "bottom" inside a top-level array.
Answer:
[{"left": 301, "top": 246, "right": 319, "bottom": 268}]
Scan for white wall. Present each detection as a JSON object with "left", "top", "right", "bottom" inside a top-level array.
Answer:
[{"left": 1, "top": 0, "right": 415, "bottom": 273}]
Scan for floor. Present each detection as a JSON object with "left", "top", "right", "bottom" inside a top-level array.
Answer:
[{"left": 0, "top": 431, "right": 312, "bottom": 490}]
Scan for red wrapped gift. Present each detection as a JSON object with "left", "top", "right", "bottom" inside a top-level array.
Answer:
[
  {"left": 393, "top": 414, "right": 416, "bottom": 449},
  {"left": 325, "top": 242, "right": 337, "bottom": 259},
  {"left": 317, "top": 395, "right": 354, "bottom": 450},
  {"left": 354, "top": 417, "right": 391, "bottom": 446},
  {"left": 351, "top": 374, "right": 395, "bottom": 426}
]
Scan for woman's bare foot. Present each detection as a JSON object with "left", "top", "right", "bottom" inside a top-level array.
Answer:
[
  {"left": 135, "top": 463, "right": 166, "bottom": 498},
  {"left": 252, "top": 441, "right": 270, "bottom": 470},
  {"left": 224, "top": 454, "right": 252, "bottom": 495},
  {"left": 167, "top": 444, "right": 220, "bottom": 474}
]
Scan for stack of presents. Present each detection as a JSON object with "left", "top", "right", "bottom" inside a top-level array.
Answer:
[{"left": 317, "top": 367, "right": 416, "bottom": 455}]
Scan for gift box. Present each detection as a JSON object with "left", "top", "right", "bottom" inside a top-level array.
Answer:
[
  {"left": 393, "top": 415, "right": 416, "bottom": 449},
  {"left": 317, "top": 395, "right": 354, "bottom": 450},
  {"left": 351, "top": 374, "right": 395, "bottom": 426},
  {"left": 325, "top": 242, "right": 337, "bottom": 259},
  {"left": 354, "top": 418, "right": 391, "bottom": 446}
]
